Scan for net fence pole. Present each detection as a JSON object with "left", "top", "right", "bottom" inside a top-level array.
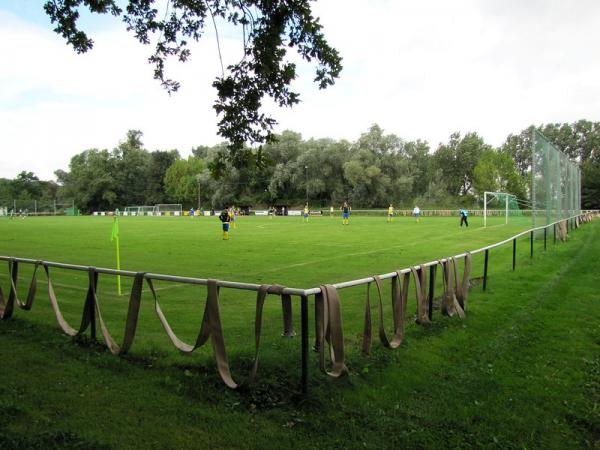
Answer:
[
  {"left": 532, "top": 130, "right": 536, "bottom": 229},
  {"left": 484, "top": 192, "right": 487, "bottom": 228},
  {"left": 505, "top": 194, "right": 508, "bottom": 225}
]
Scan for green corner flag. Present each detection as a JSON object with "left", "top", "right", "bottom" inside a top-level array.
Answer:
[{"left": 110, "top": 216, "right": 122, "bottom": 295}]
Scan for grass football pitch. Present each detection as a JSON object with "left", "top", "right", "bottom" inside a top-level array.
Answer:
[
  {"left": 0, "top": 214, "right": 598, "bottom": 448},
  {"left": 0, "top": 213, "right": 535, "bottom": 363}
]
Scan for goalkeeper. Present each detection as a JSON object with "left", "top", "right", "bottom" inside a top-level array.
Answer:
[
  {"left": 219, "top": 208, "right": 231, "bottom": 240},
  {"left": 459, "top": 208, "right": 469, "bottom": 227}
]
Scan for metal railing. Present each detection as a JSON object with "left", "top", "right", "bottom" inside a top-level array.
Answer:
[{"left": 0, "top": 211, "right": 596, "bottom": 393}]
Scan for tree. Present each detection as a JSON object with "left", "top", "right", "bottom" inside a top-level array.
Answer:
[
  {"left": 113, "top": 131, "right": 152, "bottom": 207},
  {"left": 404, "top": 140, "right": 431, "bottom": 198},
  {"left": 56, "top": 149, "right": 118, "bottom": 212},
  {"left": 500, "top": 126, "right": 534, "bottom": 177},
  {"left": 164, "top": 157, "right": 204, "bottom": 206},
  {"left": 12, "top": 171, "right": 43, "bottom": 199},
  {"left": 432, "top": 132, "right": 490, "bottom": 196},
  {"left": 145, "top": 150, "right": 180, "bottom": 204},
  {"left": 581, "top": 159, "right": 600, "bottom": 209},
  {"left": 44, "top": 0, "right": 342, "bottom": 160},
  {"left": 473, "top": 149, "right": 526, "bottom": 199}
]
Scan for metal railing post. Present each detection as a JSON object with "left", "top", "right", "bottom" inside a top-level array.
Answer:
[
  {"left": 512, "top": 238, "right": 517, "bottom": 271},
  {"left": 300, "top": 295, "right": 309, "bottom": 394},
  {"left": 428, "top": 265, "right": 436, "bottom": 320},
  {"left": 483, "top": 249, "right": 489, "bottom": 291},
  {"left": 530, "top": 231, "right": 534, "bottom": 259},
  {"left": 544, "top": 227, "right": 547, "bottom": 251}
]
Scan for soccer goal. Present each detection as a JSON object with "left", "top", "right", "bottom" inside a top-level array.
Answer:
[
  {"left": 153, "top": 204, "right": 183, "bottom": 216},
  {"left": 124, "top": 206, "right": 155, "bottom": 216},
  {"left": 483, "top": 192, "right": 520, "bottom": 227}
]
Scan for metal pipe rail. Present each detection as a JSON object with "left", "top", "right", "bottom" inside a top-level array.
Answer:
[
  {"left": 302, "top": 212, "right": 592, "bottom": 295},
  {"left": 0, "top": 256, "right": 308, "bottom": 297},
  {"left": 0, "top": 211, "right": 595, "bottom": 393}
]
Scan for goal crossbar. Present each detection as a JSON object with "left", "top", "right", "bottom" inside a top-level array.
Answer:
[{"left": 484, "top": 191, "right": 517, "bottom": 228}]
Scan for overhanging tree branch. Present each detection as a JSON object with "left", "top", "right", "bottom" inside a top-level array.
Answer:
[{"left": 43, "top": 0, "right": 342, "bottom": 165}]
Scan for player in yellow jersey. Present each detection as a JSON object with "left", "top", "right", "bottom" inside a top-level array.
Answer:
[
  {"left": 341, "top": 201, "right": 351, "bottom": 225},
  {"left": 228, "top": 206, "right": 237, "bottom": 229},
  {"left": 303, "top": 203, "right": 309, "bottom": 222},
  {"left": 387, "top": 204, "right": 394, "bottom": 223},
  {"left": 219, "top": 209, "right": 230, "bottom": 240}
]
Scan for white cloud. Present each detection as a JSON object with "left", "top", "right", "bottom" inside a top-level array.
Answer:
[{"left": 2, "top": 1, "right": 600, "bottom": 180}]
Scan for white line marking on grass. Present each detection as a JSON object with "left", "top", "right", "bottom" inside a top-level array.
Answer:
[{"left": 260, "top": 223, "right": 522, "bottom": 273}]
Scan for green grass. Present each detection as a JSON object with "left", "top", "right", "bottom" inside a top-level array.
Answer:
[{"left": 0, "top": 215, "right": 598, "bottom": 449}]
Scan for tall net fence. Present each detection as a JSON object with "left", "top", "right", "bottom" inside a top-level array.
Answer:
[{"left": 532, "top": 129, "right": 581, "bottom": 228}]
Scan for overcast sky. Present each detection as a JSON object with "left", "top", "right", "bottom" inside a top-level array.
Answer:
[{"left": 2, "top": 0, "right": 600, "bottom": 180}]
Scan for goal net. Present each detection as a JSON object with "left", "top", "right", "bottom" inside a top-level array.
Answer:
[
  {"left": 531, "top": 130, "right": 581, "bottom": 228},
  {"left": 483, "top": 192, "right": 521, "bottom": 227},
  {"left": 153, "top": 204, "right": 183, "bottom": 216},
  {"left": 124, "top": 206, "right": 155, "bottom": 216}
]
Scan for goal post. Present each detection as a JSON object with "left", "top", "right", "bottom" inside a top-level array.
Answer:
[
  {"left": 153, "top": 204, "right": 183, "bottom": 216},
  {"left": 124, "top": 206, "right": 155, "bottom": 216},
  {"left": 483, "top": 192, "right": 519, "bottom": 227}
]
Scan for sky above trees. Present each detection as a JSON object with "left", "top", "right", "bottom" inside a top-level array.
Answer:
[{"left": 2, "top": 0, "right": 600, "bottom": 180}]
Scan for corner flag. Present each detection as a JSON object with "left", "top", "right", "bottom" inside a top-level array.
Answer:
[
  {"left": 110, "top": 216, "right": 122, "bottom": 295},
  {"left": 111, "top": 216, "right": 119, "bottom": 242}
]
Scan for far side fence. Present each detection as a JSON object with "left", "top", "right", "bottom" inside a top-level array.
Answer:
[{"left": 0, "top": 212, "right": 597, "bottom": 393}]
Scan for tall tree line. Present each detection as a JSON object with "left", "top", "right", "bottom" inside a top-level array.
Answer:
[{"left": 4, "top": 121, "right": 600, "bottom": 212}]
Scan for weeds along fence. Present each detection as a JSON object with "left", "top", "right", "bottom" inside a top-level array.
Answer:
[{"left": 0, "top": 212, "right": 597, "bottom": 393}]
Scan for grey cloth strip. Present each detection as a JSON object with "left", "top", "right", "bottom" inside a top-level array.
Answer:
[
  {"left": 271, "top": 284, "right": 296, "bottom": 337},
  {"left": 362, "top": 275, "right": 406, "bottom": 353},
  {"left": 438, "top": 253, "right": 471, "bottom": 318},
  {"left": 439, "top": 258, "right": 465, "bottom": 318},
  {"left": 455, "top": 253, "right": 472, "bottom": 311},
  {"left": 0, "top": 259, "right": 39, "bottom": 319},
  {"left": 411, "top": 266, "right": 431, "bottom": 326},
  {"left": 316, "top": 285, "right": 348, "bottom": 378},
  {"left": 146, "top": 279, "right": 293, "bottom": 389}
]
